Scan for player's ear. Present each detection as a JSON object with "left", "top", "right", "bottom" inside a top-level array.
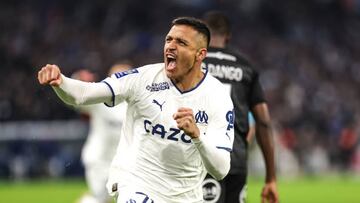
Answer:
[{"left": 196, "top": 48, "right": 207, "bottom": 61}]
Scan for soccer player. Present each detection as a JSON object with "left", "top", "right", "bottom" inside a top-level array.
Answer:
[
  {"left": 73, "top": 64, "right": 131, "bottom": 203},
  {"left": 37, "top": 17, "right": 234, "bottom": 203},
  {"left": 201, "top": 11, "right": 279, "bottom": 203}
]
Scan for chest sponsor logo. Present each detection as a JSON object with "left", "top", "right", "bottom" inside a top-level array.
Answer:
[
  {"left": 144, "top": 119, "right": 192, "bottom": 144},
  {"left": 195, "top": 110, "right": 209, "bottom": 124},
  {"left": 146, "top": 82, "right": 170, "bottom": 92}
]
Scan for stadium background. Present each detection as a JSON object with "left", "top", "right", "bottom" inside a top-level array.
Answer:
[{"left": 0, "top": 0, "right": 359, "bottom": 202}]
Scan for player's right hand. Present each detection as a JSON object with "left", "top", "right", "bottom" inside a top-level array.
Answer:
[
  {"left": 37, "top": 64, "right": 63, "bottom": 86},
  {"left": 173, "top": 107, "right": 200, "bottom": 139}
]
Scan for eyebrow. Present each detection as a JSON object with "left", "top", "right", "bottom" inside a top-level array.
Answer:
[
  {"left": 177, "top": 37, "right": 189, "bottom": 45},
  {"left": 166, "top": 35, "right": 190, "bottom": 45}
]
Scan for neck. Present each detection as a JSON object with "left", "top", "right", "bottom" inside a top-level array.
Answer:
[
  {"left": 209, "top": 35, "right": 227, "bottom": 48},
  {"left": 172, "top": 67, "right": 204, "bottom": 92}
]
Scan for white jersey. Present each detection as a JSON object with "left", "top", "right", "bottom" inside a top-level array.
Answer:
[
  {"left": 79, "top": 102, "right": 127, "bottom": 166},
  {"left": 104, "top": 63, "right": 234, "bottom": 203}
]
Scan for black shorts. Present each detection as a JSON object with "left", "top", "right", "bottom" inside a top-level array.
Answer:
[{"left": 202, "top": 173, "right": 247, "bottom": 203}]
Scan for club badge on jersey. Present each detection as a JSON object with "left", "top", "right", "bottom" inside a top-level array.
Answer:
[{"left": 195, "top": 110, "right": 209, "bottom": 125}]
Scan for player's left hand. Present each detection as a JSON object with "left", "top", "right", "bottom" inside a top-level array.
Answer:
[
  {"left": 261, "top": 181, "right": 279, "bottom": 203},
  {"left": 173, "top": 107, "right": 200, "bottom": 139}
]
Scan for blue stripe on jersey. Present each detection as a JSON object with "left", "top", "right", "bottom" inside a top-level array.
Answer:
[
  {"left": 216, "top": 146, "right": 232, "bottom": 152},
  {"left": 102, "top": 81, "right": 115, "bottom": 107},
  {"left": 171, "top": 68, "right": 209, "bottom": 94}
]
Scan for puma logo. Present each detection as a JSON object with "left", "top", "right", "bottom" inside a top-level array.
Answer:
[{"left": 153, "top": 99, "right": 165, "bottom": 111}]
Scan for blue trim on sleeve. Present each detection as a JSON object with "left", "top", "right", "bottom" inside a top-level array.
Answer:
[
  {"left": 102, "top": 81, "right": 115, "bottom": 107},
  {"left": 216, "top": 146, "right": 232, "bottom": 152}
]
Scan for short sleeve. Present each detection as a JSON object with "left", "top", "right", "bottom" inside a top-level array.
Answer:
[{"left": 249, "top": 72, "right": 266, "bottom": 107}]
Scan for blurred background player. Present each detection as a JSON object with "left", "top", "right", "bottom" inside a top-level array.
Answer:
[
  {"left": 72, "top": 63, "right": 132, "bottom": 203},
  {"left": 202, "top": 11, "right": 279, "bottom": 203}
]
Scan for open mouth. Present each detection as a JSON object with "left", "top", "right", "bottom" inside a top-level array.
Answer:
[{"left": 166, "top": 54, "right": 177, "bottom": 71}]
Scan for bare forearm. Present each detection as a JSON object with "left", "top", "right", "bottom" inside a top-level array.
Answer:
[
  {"left": 256, "top": 122, "right": 276, "bottom": 182},
  {"left": 252, "top": 103, "right": 276, "bottom": 182}
]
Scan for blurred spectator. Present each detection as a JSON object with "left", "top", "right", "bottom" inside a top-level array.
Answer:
[{"left": 338, "top": 123, "right": 358, "bottom": 171}]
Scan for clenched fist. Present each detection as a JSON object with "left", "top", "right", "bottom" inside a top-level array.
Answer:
[
  {"left": 37, "top": 64, "right": 63, "bottom": 86},
  {"left": 173, "top": 107, "right": 200, "bottom": 139}
]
